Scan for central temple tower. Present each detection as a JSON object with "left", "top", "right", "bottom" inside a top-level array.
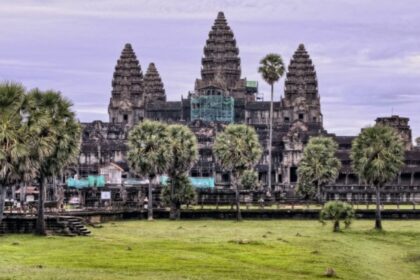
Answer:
[{"left": 194, "top": 12, "right": 251, "bottom": 101}]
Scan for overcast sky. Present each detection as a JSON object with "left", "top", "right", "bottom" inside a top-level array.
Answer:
[{"left": 1, "top": 0, "right": 420, "bottom": 138}]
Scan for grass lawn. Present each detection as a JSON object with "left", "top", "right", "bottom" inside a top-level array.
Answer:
[{"left": 0, "top": 220, "right": 420, "bottom": 280}]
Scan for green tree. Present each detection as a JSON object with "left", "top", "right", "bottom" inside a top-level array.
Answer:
[
  {"left": 214, "top": 124, "right": 262, "bottom": 220},
  {"left": 166, "top": 124, "right": 198, "bottom": 220},
  {"left": 26, "top": 89, "right": 81, "bottom": 235},
  {"left": 351, "top": 125, "right": 404, "bottom": 230},
  {"left": 161, "top": 175, "right": 196, "bottom": 219},
  {"left": 127, "top": 120, "right": 171, "bottom": 221},
  {"left": 297, "top": 136, "right": 341, "bottom": 201},
  {"left": 0, "top": 83, "right": 30, "bottom": 224},
  {"left": 240, "top": 170, "right": 260, "bottom": 190},
  {"left": 258, "top": 53, "right": 285, "bottom": 192},
  {"left": 320, "top": 201, "right": 355, "bottom": 232}
]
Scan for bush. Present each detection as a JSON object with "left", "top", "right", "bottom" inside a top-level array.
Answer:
[{"left": 320, "top": 201, "right": 355, "bottom": 232}]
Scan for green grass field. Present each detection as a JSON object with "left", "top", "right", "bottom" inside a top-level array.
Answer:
[{"left": 1, "top": 220, "right": 420, "bottom": 280}]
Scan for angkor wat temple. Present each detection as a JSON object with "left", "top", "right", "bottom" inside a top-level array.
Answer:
[{"left": 78, "top": 11, "right": 420, "bottom": 203}]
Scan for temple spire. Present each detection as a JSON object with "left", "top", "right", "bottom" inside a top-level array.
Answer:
[
  {"left": 284, "top": 43, "right": 318, "bottom": 101},
  {"left": 144, "top": 62, "right": 166, "bottom": 104},
  {"left": 108, "top": 43, "right": 144, "bottom": 126},
  {"left": 195, "top": 11, "right": 248, "bottom": 99}
]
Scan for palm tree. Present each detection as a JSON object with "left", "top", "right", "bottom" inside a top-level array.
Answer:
[
  {"left": 127, "top": 120, "right": 171, "bottom": 220},
  {"left": 351, "top": 125, "right": 404, "bottom": 230},
  {"left": 213, "top": 124, "right": 262, "bottom": 221},
  {"left": 166, "top": 124, "right": 198, "bottom": 220},
  {"left": 0, "top": 82, "right": 30, "bottom": 224},
  {"left": 320, "top": 201, "right": 355, "bottom": 232},
  {"left": 26, "top": 89, "right": 81, "bottom": 235},
  {"left": 258, "top": 53, "right": 285, "bottom": 192},
  {"left": 161, "top": 174, "right": 196, "bottom": 219},
  {"left": 297, "top": 136, "right": 341, "bottom": 201}
]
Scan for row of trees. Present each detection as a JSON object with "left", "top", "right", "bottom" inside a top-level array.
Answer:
[
  {"left": 0, "top": 82, "right": 81, "bottom": 235},
  {"left": 127, "top": 120, "right": 263, "bottom": 221},
  {"left": 297, "top": 125, "right": 405, "bottom": 230}
]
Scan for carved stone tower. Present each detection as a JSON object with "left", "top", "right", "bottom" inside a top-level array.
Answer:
[
  {"left": 144, "top": 63, "right": 166, "bottom": 105},
  {"left": 281, "top": 44, "right": 323, "bottom": 127},
  {"left": 108, "top": 43, "right": 144, "bottom": 126},
  {"left": 195, "top": 12, "right": 251, "bottom": 101}
]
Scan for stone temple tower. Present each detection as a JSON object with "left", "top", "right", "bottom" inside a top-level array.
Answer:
[
  {"left": 280, "top": 44, "right": 323, "bottom": 127},
  {"left": 144, "top": 63, "right": 166, "bottom": 105},
  {"left": 108, "top": 43, "right": 144, "bottom": 126},
  {"left": 194, "top": 12, "right": 251, "bottom": 101}
]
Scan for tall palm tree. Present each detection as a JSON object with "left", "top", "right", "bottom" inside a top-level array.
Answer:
[
  {"left": 127, "top": 120, "right": 171, "bottom": 220},
  {"left": 214, "top": 124, "right": 262, "bottom": 221},
  {"left": 258, "top": 53, "right": 285, "bottom": 192},
  {"left": 26, "top": 89, "right": 81, "bottom": 235},
  {"left": 166, "top": 124, "right": 198, "bottom": 220},
  {"left": 297, "top": 136, "right": 341, "bottom": 201},
  {"left": 351, "top": 125, "right": 404, "bottom": 230},
  {"left": 0, "top": 82, "right": 30, "bottom": 224}
]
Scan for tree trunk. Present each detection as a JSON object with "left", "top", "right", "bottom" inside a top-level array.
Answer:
[
  {"left": 0, "top": 186, "right": 6, "bottom": 225},
  {"left": 375, "top": 185, "right": 383, "bottom": 230},
  {"left": 36, "top": 176, "right": 47, "bottom": 235},
  {"left": 175, "top": 202, "right": 181, "bottom": 220},
  {"left": 147, "top": 177, "right": 153, "bottom": 221},
  {"left": 233, "top": 174, "right": 242, "bottom": 221},
  {"left": 268, "top": 83, "right": 274, "bottom": 192},
  {"left": 169, "top": 179, "right": 176, "bottom": 220},
  {"left": 333, "top": 220, "right": 340, "bottom": 232}
]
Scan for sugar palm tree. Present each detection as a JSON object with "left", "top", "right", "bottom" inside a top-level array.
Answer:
[
  {"left": 127, "top": 120, "right": 171, "bottom": 220},
  {"left": 26, "top": 89, "right": 81, "bottom": 235},
  {"left": 0, "top": 82, "right": 30, "bottom": 224},
  {"left": 214, "top": 124, "right": 262, "bottom": 221},
  {"left": 258, "top": 53, "right": 285, "bottom": 192},
  {"left": 351, "top": 125, "right": 404, "bottom": 230},
  {"left": 166, "top": 124, "right": 198, "bottom": 220},
  {"left": 297, "top": 136, "right": 341, "bottom": 201}
]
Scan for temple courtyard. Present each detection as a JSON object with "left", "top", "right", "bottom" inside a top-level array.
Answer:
[{"left": 0, "top": 220, "right": 419, "bottom": 280}]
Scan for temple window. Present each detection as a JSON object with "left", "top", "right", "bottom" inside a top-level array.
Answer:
[
  {"left": 299, "top": 113, "right": 304, "bottom": 120},
  {"left": 123, "top": 114, "right": 128, "bottom": 121}
]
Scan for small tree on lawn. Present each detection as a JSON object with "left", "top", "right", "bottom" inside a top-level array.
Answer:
[
  {"left": 214, "top": 124, "right": 262, "bottom": 221},
  {"left": 351, "top": 125, "right": 404, "bottom": 230},
  {"left": 162, "top": 174, "right": 196, "bottom": 219},
  {"left": 127, "top": 120, "right": 171, "bottom": 221},
  {"left": 297, "top": 136, "right": 341, "bottom": 202},
  {"left": 320, "top": 201, "right": 355, "bottom": 232},
  {"left": 166, "top": 124, "right": 198, "bottom": 220}
]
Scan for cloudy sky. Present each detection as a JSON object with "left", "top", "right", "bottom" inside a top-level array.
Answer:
[{"left": 1, "top": 0, "right": 420, "bottom": 138}]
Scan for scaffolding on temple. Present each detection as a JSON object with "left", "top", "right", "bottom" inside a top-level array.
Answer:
[{"left": 190, "top": 95, "right": 234, "bottom": 123}]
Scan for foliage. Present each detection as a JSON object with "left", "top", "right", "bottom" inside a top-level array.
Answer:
[
  {"left": 351, "top": 125, "right": 404, "bottom": 230},
  {"left": 165, "top": 124, "right": 198, "bottom": 219},
  {"left": 297, "top": 136, "right": 341, "bottom": 200},
  {"left": 258, "top": 53, "right": 285, "bottom": 85},
  {"left": 240, "top": 170, "right": 260, "bottom": 190},
  {"left": 127, "top": 120, "right": 171, "bottom": 179},
  {"left": 127, "top": 120, "right": 172, "bottom": 220},
  {"left": 320, "top": 201, "right": 355, "bottom": 232},
  {"left": 351, "top": 125, "right": 404, "bottom": 187},
  {"left": 214, "top": 124, "right": 262, "bottom": 220},
  {"left": 213, "top": 124, "right": 262, "bottom": 174},
  {"left": 161, "top": 174, "right": 196, "bottom": 206}
]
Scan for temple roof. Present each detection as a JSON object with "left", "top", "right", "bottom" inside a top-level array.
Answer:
[
  {"left": 111, "top": 43, "right": 143, "bottom": 99},
  {"left": 284, "top": 44, "right": 318, "bottom": 100},
  {"left": 144, "top": 62, "right": 166, "bottom": 104},
  {"left": 195, "top": 11, "right": 242, "bottom": 92}
]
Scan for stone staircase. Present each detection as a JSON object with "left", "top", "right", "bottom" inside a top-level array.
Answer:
[{"left": 55, "top": 216, "right": 91, "bottom": 236}]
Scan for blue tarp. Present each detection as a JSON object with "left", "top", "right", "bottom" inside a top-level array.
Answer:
[
  {"left": 160, "top": 176, "right": 215, "bottom": 188},
  {"left": 66, "top": 176, "right": 106, "bottom": 188}
]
